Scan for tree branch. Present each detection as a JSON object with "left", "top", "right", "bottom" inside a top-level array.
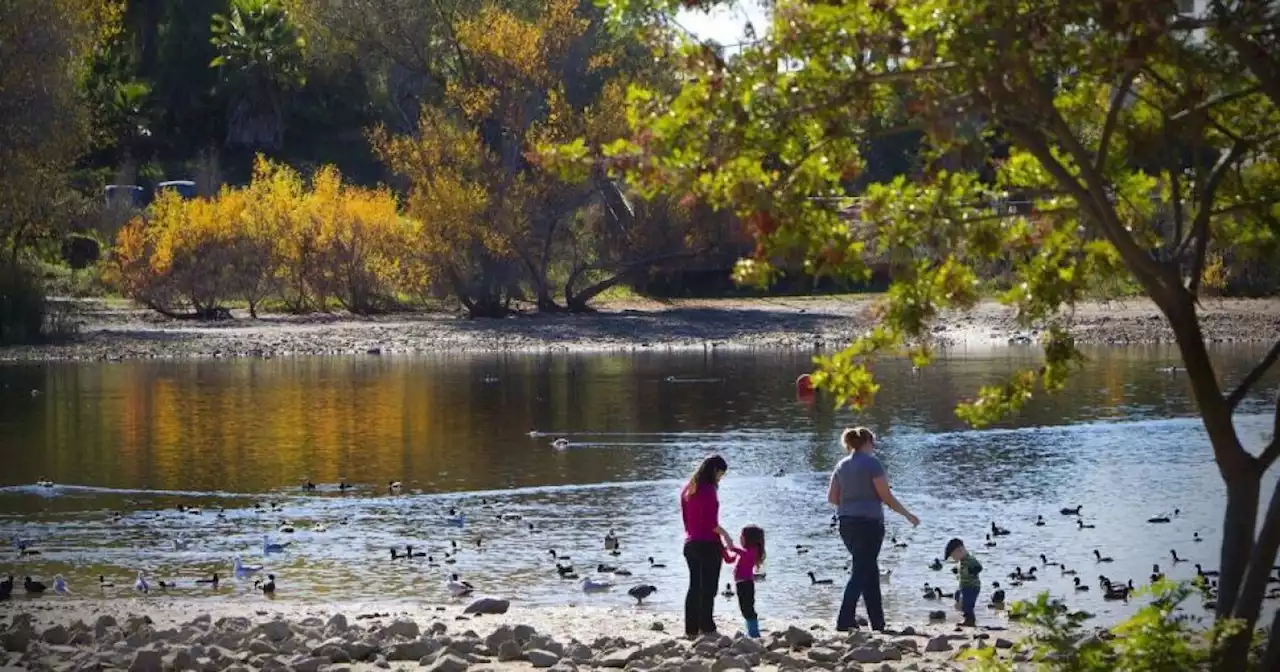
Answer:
[
  {"left": 1169, "top": 86, "right": 1262, "bottom": 122},
  {"left": 1262, "top": 388, "right": 1280, "bottom": 470},
  {"left": 1231, "top": 478, "right": 1280, "bottom": 637},
  {"left": 1095, "top": 68, "right": 1139, "bottom": 173},
  {"left": 1227, "top": 338, "right": 1280, "bottom": 409},
  {"left": 1189, "top": 139, "right": 1250, "bottom": 297}
]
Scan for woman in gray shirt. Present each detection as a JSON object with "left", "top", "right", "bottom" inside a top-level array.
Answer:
[{"left": 827, "top": 427, "right": 918, "bottom": 631}]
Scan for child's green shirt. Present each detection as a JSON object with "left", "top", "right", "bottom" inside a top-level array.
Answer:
[{"left": 958, "top": 553, "right": 983, "bottom": 589}]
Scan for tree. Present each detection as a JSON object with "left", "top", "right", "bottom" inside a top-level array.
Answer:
[
  {"left": 569, "top": 0, "right": 1280, "bottom": 669},
  {"left": 211, "top": 0, "right": 307, "bottom": 150},
  {"left": 0, "top": 0, "right": 119, "bottom": 262}
]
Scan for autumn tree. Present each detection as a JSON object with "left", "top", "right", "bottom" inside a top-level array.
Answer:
[{"left": 571, "top": 0, "right": 1280, "bottom": 668}]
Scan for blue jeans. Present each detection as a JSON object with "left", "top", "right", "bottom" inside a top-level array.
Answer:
[
  {"left": 960, "top": 586, "right": 980, "bottom": 622},
  {"left": 836, "top": 517, "right": 885, "bottom": 630}
]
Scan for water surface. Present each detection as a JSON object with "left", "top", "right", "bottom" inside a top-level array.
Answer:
[{"left": 0, "top": 345, "right": 1276, "bottom": 627}]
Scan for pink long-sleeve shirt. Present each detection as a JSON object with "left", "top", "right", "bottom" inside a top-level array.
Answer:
[
  {"left": 681, "top": 485, "right": 720, "bottom": 543},
  {"left": 732, "top": 546, "right": 759, "bottom": 583}
]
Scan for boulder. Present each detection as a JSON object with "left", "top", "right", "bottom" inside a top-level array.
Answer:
[
  {"left": 325, "top": 615, "right": 348, "bottom": 635},
  {"left": 995, "top": 638, "right": 1015, "bottom": 650},
  {"left": 709, "top": 655, "right": 749, "bottom": 671},
  {"left": 899, "top": 626, "right": 917, "bottom": 637},
  {"left": 129, "top": 650, "right": 164, "bottom": 672},
  {"left": 569, "top": 645, "right": 593, "bottom": 662},
  {"left": 171, "top": 648, "right": 197, "bottom": 671},
  {"left": 807, "top": 647, "right": 841, "bottom": 663},
  {"left": 388, "top": 640, "right": 438, "bottom": 662},
  {"left": 41, "top": 626, "right": 70, "bottom": 646},
  {"left": 250, "top": 640, "right": 279, "bottom": 656},
  {"left": 526, "top": 650, "right": 560, "bottom": 668},
  {"left": 924, "top": 636, "right": 951, "bottom": 653},
  {"left": 485, "top": 627, "right": 514, "bottom": 650},
  {"left": 379, "top": 621, "right": 420, "bottom": 641},
  {"left": 260, "top": 622, "right": 294, "bottom": 643},
  {"left": 783, "top": 627, "right": 814, "bottom": 649},
  {"left": 316, "top": 645, "right": 351, "bottom": 664},
  {"left": 879, "top": 646, "right": 902, "bottom": 661},
  {"left": 732, "top": 638, "right": 764, "bottom": 655},
  {"left": 462, "top": 599, "right": 509, "bottom": 616},
  {"left": 497, "top": 640, "right": 523, "bottom": 662},
  {"left": 421, "top": 653, "right": 469, "bottom": 672},
  {"left": 346, "top": 640, "right": 377, "bottom": 662},
  {"left": 290, "top": 656, "right": 329, "bottom": 672},
  {"left": 597, "top": 647, "right": 640, "bottom": 668}
]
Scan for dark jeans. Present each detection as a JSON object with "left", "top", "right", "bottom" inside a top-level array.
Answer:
[
  {"left": 837, "top": 516, "right": 885, "bottom": 631},
  {"left": 684, "top": 540, "right": 722, "bottom": 637},
  {"left": 960, "top": 586, "right": 980, "bottom": 622},
  {"left": 736, "top": 580, "right": 757, "bottom": 620}
]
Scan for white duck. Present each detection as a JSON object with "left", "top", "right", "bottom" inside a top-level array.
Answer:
[
  {"left": 134, "top": 571, "right": 150, "bottom": 594},
  {"left": 233, "top": 556, "right": 263, "bottom": 576},
  {"left": 581, "top": 577, "right": 614, "bottom": 592},
  {"left": 551, "top": 438, "right": 570, "bottom": 450},
  {"left": 53, "top": 575, "right": 70, "bottom": 594},
  {"left": 262, "top": 536, "right": 290, "bottom": 554},
  {"left": 446, "top": 574, "right": 475, "bottom": 597}
]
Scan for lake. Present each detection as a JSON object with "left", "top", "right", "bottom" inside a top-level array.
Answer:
[{"left": 0, "top": 345, "right": 1276, "bottom": 628}]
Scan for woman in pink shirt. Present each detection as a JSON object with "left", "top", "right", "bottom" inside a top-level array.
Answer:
[{"left": 680, "top": 454, "right": 733, "bottom": 638}]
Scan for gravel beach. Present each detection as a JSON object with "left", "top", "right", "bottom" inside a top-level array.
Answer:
[
  {"left": 2, "top": 296, "right": 1278, "bottom": 362},
  {"left": 0, "top": 597, "right": 1037, "bottom": 672}
]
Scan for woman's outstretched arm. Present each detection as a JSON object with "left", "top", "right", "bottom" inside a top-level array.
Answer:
[{"left": 873, "top": 476, "right": 919, "bottom": 526}]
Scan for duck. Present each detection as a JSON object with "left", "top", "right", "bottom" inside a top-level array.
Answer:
[
  {"left": 583, "top": 577, "right": 615, "bottom": 593},
  {"left": 1147, "top": 515, "right": 1172, "bottom": 524},
  {"left": 24, "top": 576, "right": 47, "bottom": 594},
  {"left": 549, "top": 549, "right": 571, "bottom": 561},
  {"left": 597, "top": 563, "right": 619, "bottom": 574},
  {"left": 929, "top": 610, "right": 947, "bottom": 621},
  {"left": 446, "top": 574, "right": 475, "bottom": 597},
  {"left": 1077, "top": 519, "right": 1096, "bottom": 529},
  {"left": 983, "top": 534, "right": 996, "bottom": 548},
  {"left": 1194, "top": 532, "right": 1203, "bottom": 543},
  {"left": 278, "top": 524, "right": 296, "bottom": 534},
  {"left": 1073, "top": 577, "right": 1089, "bottom": 592},
  {"left": 721, "top": 583, "right": 735, "bottom": 598},
  {"left": 1094, "top": 550, "right": 1114, "bottom": 563},
  {"left": 1060, "top": 505, "right": 1082, "bottom": 516},
  {"left": 891, "top": 536, "right": 907, "bottom": 549},
  {"left": 808, "top": 572, "right": 833, "bottom": 586},
  {"left": 990, "top": 521, "right": 1011, "bottom": 537},
  {"left": 338, "top": 480, "right": 353, "bottom": 492},
  {"left": 53, "top": 575, "right": 69, "bottom": 594},
  {"left": 928, "top": 558, "right": 943, "bottom": 571},
  {"left": 796, "top": 547, "right": 810, "bottom": 555},
  {"left": 133, "top": 572, "right": 149, "bottom": 594},
  {"left": 406, "top": 545, "right": 426, "bottom": 558},
  {"left": 0, "top": 575, "right": 12, "bottom": 600},
  {"left": 604, "top": 530, "right": 619, "bottom": 551},
  {"left": 195, "top": 573, "right": 219, "bottom": 587},
  {"left": 1035, "top": 515, "right": 1046, "bottom": 527},
  {"left": 922, "top": 585, "right": 941, "bottom": 600},
  {"left": 1023, "top": 567, "right": 1039, "bottom": 581},
  {"left": 35, "top": 477, "right": 54, "bottom": 488},
  {"left": 1061, "top": 567, "right": 1078, "bottom": 576},
  {"left": 989, "top": 582, "right": 1006, "bottom": 606},
  {"left": 648, "top": 557, "right": 666, "bottom": 569},
  {"left": 551, "top": 438, "right": 570, "bottom": 450},
  {"left": 254, "top": 574, "right": 276, "bottom": 595},
  {"left": 312, "top": 524, "right": 328, "bottom": 533},
  {"left": 628, "top": 584, "right": 657, "bottom": 605},
  {"left": 1150, "top": 564, "right": 1165, "bottom": 583},
  {"left": 1102, "top": 579, "right": 1132, "bottom": 601},
  {"left": 556, "top": 564, "right": 578, "bottom": 578},
  {"left": 98, "top": 576, "right": 114, "bottom": 589},
  {"left": 611, "top": 567, "right": 633, "bottom": 577},
  {"left": 233, "top": 556, "right": 263, "bottom": 576},
  {"left": 301, "top": 480, "right": 317, "bottom": 492},
  {"left": 1170, "top": 549, "right": 1187, "bottom": 564},
  {"left": 1196, "top": 564, "right": 1220, "bottom": 578},
  {"left": 1039, "top": 554, "right": 1062, "bottom": 568},
  {"left": 20, "top": 547, "right": 41, "bottom": 556},
  {"left": 390, "top": 548, "right": 403, "bottom": 560},
  {"left": 1009, "top": 567, "right": 1027, "bottom": 580},
  {"left": 388, "top": 481, "right": 403, "bottom": 493}
]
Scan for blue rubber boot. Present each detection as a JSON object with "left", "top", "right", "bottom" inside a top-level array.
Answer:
[{"left": 746, "top": 619, "right": 760, "bottom": 638}]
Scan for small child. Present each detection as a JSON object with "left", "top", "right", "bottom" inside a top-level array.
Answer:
[
  {"left": 724, "top": 525, "right": 767, "bottom": 637},
  {"left": 945, "top": 538, "right": 982, "bottom": 627}
]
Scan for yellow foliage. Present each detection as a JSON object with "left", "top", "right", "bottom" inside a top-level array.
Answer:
[{"left": 109, "top": 156, "right": 411, "bottom": 316}]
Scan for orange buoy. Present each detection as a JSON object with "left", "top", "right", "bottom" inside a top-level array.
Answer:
[{"left": 795, "top": 374, "right": 815, "bottom": 397}]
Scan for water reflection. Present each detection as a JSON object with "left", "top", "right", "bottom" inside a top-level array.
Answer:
[{"left": 0, "top": 345, "right": 1276, "bottom": 625}]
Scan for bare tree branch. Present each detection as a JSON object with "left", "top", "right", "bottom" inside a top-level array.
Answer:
[
  {"left": 1231, "top": 478, "right": 1280, "bottom": 636},
  {"left": 1169, "top": 86, "right": 1263, "bottom": 122},
  {"left": 1262, "top": 387, "right": 1280, "bottom": 470},
  {"left": 1189, "top": 139, "right": 1251, "bottom": 297},
  {"left": 1096, "top": 68, "right": 1139, "bottom": 173},
  {"left": 1228, "top": 338, "right": 1280, "bottom": 409}
]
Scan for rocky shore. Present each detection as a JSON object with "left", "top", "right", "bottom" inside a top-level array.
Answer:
[
  {"left": 0, "top": 600, "right": 1034, "bottom": 672},
  {"left": 2, "top": 296, "right": 1278, "bottom": 362}
]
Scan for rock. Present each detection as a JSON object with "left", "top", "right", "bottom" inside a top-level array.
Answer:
[
  {"left": 126, "top": 616, "right": 153, "bottom": 634},
  {"left": 512, "top": 625, "right": 537, "bottom": 642},
  {"left": 41, "top": 626, "right": 70, "bottom": 646},
  {"left": 496, "top": 641, "right": 523, "bottom": 662},
  {"left": 995, "top": 638, "right": 1014, "bottom": 650},
  {"left": 374, "top": 655, "right": 390, "bottom": 670},
  {"left": 732, "top": 638, "right": 764, "bottom": 655},
  {"left": 598, "top": 647, "right": 640, "bottom": 668},
  {"left": 429, "top": 623, "right": 448, "bottom": 636},
  {"left": 879, "top": 646, "right": 902, "bottom": 662},
  {"left": 129, "top": 650, "right": 164, "bottom": 672},
  {"left": 260, "top": 622, "right": 294, "bottom": 643},
  {"left": 694, "top": 642, "right": 718, "bottom": 657},
  {"left": 95, "top": 616, "right": 118, "bottom": 633},
  {"left": 680, "top": 662, "right": 710, "bottom": 672},
  {"left": 0, "top": 630, "right": 29, "bottom": 654},
  {"left": 325, "top": 615, "right": 348, "bottom": 635},
  {"left": 462, "top": 599, "right": 509, "bottom": 616},
  {"left": 568, "top": 645, "right": 593, "bottom": 662},
  {"left": 710, "top": 655, "right": 749, "bottom": 671},
  {"left": 526, "top": 650, "right": 560, "bottom": 668},
  {"left": 421, "top": 653, "right": 469, "bottom": 672},
  {"left": 171, "top": 648, "right": 197, "bottom": 671},
  {"left": 925, "top": 636, "right": 952, "bottom": 653},
  {"left": 389, "top": 641, "right": 437, "bottom": 662},
  {"left": 291, "top": 656, "right": 330, "bottom": 672},
  {"left": 808, "top": 647, "right": 842, "bottom": 663},
  {"left": 317, "top": 645, "right": 351, "bottom": 664},
  {"left": 125, "top": 627, "right": 154, "bottom": 649},
  {"left": 250, "top": 640, "right": 279, "bottom": 656},
  {"left": 650, "top": 622, "right": 665, "bottom": 632},
  {"left": 485, "top": 627, "right": 514, "bottom": 650},
  {"left": 783, "top": 627, "right": 814, "bottom": 649},
  {"left": 379, "top": 621, "right": 421, "bottom": 641},
  {"left": 899, "top": 626, "right": 917, "bottom": 637}
]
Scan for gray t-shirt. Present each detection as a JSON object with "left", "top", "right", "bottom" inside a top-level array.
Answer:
[{"left": 832, "top": 452, "right": 886, "bottom": 520}]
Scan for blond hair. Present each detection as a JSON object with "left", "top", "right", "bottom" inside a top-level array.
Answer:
[{"left": 841, "top": 427, "right": 876, "bottom": 452}]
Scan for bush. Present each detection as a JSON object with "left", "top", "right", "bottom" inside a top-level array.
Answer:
[
  {"left": 0, "top": 264, "right": 46, "bottom": 344},
  {"left": 969, "top": 580, "right": 1262, "bottom": 672}
]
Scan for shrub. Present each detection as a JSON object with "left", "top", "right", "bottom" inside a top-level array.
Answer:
[{"left": 0, "top": 264, "right": 47, "bottom": 344}]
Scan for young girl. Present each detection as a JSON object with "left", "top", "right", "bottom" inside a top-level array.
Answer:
[{"left": 725, "top": 525, "right": 767, "bottom": 637}]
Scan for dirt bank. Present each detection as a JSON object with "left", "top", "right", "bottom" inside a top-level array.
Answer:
[{"left": 1, "top": 296, "right": 1278, "bottom": 362}]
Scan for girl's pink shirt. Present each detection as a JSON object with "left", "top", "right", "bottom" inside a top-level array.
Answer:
[
  {"left": 680, "top": 485, "right": 719, "bottom": 543},
  {"left": 733, "top": 547, "right": 759, "bottom": 582}
]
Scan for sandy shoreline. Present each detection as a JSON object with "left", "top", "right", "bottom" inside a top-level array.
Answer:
[
  {"left": 0, "top": 598, "right": 1035, "bottom": 671},
  {"left": 2, "top": 296, "right": 1278, "bottom": 363}
]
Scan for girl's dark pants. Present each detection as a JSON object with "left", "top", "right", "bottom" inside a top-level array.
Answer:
[
  {"left": 736, "top": 580, "right": 757, "bottom": 620},
  {"left": 684, "top": 540, "right": 722, "bottom": 636},
  {"left": 836, "top": 516, "right": 886, "bottom": 631}
]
